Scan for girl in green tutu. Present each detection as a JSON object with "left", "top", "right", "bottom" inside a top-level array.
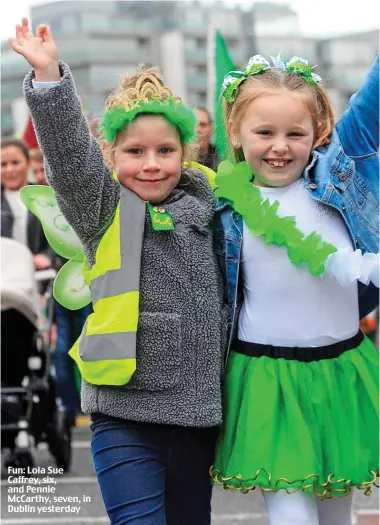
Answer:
[{"left": 211, "top": 53, "right": 379, "bottom": 524}]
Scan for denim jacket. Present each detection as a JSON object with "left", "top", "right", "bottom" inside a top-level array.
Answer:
[{"left": 214, "top": 55, "right": 379, "bottom": 351}]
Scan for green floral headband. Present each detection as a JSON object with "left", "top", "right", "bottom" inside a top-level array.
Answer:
[
  {"left": 222, "top": 54, "right": 322, "bottom": 103},
  {"left": 100, "top": 98, "right": 197, "bottom": 144},
  {"left": 99, "top": 73, "right": 197, "bottom": 144}
]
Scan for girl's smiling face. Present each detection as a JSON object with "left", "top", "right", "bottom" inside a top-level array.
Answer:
[
  {"left": 113, "top": 114, "right": 183, "bottom": 203},
  {"left": 230, "top": 88, "right": 315, "bottom": 187}
]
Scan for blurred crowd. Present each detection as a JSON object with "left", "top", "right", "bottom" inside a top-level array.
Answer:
[{"left": 1, "top": 134, "right": 92, "bottom": 428}]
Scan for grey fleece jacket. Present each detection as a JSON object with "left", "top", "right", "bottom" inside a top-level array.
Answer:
[{"left": 23, "top": 62, "right": 228, "bottom": 427}]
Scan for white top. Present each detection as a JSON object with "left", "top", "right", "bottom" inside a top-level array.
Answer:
[
  {"left": 4, "top": 189, "right": 28, "bottom": 247},
  {"left": 237, "top": 178, "right": 359, "bottom": 347}
]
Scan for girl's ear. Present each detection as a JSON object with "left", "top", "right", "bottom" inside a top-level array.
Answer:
[{"left": 228, "top": 119, "right": 241, "bottom": 148}]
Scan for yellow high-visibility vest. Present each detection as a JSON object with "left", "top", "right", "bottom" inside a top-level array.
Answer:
[{"left": 69, "top": 186, "right": 146, "bottom": 386}]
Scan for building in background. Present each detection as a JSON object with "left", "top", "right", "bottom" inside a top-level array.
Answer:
[
  {"left": 252, "top": 2, "right": 319, "bottom": 64},
  {"left": 317, "top": 29, "right": 379, "bottom": 116},
  {"left": 1, "top": 0, "right": 379, "bottom": 136},
  {"left": 1, "top": 0, "right": 251, "bottom": 135},
  {"left": 251, "top": 2, "right": 379, "bottom": 117}
]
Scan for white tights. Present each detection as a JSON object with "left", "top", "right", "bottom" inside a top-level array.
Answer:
[{"left": 263, "top": 489, "right": 353, "bottom": 525}]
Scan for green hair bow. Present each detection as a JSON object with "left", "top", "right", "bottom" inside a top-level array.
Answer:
[{"left": 222, "top": 54, "right": 322, "bottom": 103}]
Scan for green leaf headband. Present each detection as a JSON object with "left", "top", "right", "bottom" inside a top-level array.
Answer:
[
  {"left": 99, "top": 73, "right": 197, "bottom": 144},
  {"left": 222, "top": 54, "right": 322, "bottom": 103}
]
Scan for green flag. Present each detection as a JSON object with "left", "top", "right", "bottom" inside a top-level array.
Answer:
[{"left": 214, "top": 30, "right": 236, "bottom": 161}]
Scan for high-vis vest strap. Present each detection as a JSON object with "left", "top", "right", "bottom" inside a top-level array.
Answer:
[
  {"left": 69, "top": 186, "right": 146, "bottom": 385},
  {"left": 184, "top": 161, "right": 217, "bottom": 190}
]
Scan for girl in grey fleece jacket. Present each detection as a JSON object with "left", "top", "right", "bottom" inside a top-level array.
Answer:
[{"left": 11, "top": 18, "right": 228, "bottom": 525}]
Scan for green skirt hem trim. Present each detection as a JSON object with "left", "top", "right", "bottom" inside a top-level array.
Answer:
[{"left": 210, "top": 466, "right": 379, "bottom": 498}]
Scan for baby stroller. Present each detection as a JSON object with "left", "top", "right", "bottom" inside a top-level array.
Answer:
[{"left": 1, "top": 237, "right": 72, "bottom": 471}]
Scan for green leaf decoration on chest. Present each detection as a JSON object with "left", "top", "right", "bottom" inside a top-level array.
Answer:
[
  {"left": 215, "top": 161, "right": 337, "bottom": 276},
  {"left": 147, "top": 202, "right": 174, "bottom": 231}
]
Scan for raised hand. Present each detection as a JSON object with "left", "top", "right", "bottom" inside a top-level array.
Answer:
[{"left": 9, "top": 17, "right": 60, "bottom": 82}]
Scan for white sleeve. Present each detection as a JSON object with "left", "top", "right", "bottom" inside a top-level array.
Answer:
[{"left": 32, "top": 79, "right": 61, "bottom": 89}]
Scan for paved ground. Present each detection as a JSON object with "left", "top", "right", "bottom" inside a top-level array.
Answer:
[{"left": 1, "top": 418, "right": 378, "bottom": 524}]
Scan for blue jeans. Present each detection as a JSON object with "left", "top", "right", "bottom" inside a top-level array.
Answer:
[
  {"left": 53, "top": 302, "right": 91, "bottom": 413},
  {"left": 90, "top": 413, "right": 219, "bottom": 525}
]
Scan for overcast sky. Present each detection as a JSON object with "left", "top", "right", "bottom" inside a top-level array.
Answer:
[{"left": 1, "top": 0, "right": 379, "bottom": 41}]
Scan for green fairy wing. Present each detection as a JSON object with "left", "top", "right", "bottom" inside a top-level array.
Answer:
[
  {"left": 20, "top": 185, "right": 91, "bottom": 310},
  {"left": 20, "top": 185, "right": 84, "bottom": 260},
  {"left": 54, "top": 256, "right": 91, "bottom": 310}
]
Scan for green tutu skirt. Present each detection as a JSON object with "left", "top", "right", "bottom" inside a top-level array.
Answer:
[{"left": 211, "top": 334, "right": 379, "bottom": 498}]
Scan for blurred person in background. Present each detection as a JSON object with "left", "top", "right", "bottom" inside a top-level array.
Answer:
[
  {"left": 1, "top": 137, "right": 49, "bottom": 269},
  {"left": 29, "top": 146, "right": 47, "bottom": 185},
  {"left": 1, "top": 137, "right": 31, "bottom": 244},
  {"left": 52, "top": 275, "right": 92, "bottom": 428},
  {"left": 88, "top": 116, "right": 101, "bottom": 139},
  {"left": 195, "top": 106, "right": 220, "bottom": 170},
  {"left": 28, "top": 146, "right": 92, "bottom": 429},
  {"left": 26, "top": 147, "right": 52, "bottom": 269},
  {"left": 1, "top": 138, "right": 51, "bottom": 268},
  {"left": 2, "top": 138, "right": 90, "bottom": 427}
]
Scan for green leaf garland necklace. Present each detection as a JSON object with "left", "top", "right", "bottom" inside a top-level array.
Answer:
[{"left": 214, "top": 161, "right": 338, "bottom": 276}]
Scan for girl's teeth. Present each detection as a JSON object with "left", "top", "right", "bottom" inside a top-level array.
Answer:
[{"left": 268, "top": 160, "right": 286, "bottom": 167}]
